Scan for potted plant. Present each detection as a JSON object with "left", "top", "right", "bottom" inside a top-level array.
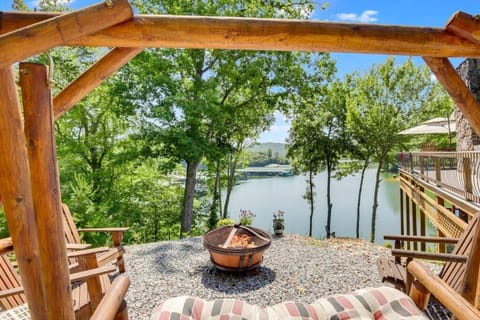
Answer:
[
  {"left": 273, "top": 210, "right": 285, "bottom": 236},
  {"left": 239, "top": 209, "right": 255, "bottom": 225}
]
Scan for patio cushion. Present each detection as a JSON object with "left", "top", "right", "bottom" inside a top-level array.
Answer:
[{"left": 150, "top": 286, "right": 428, "bottom": 320}]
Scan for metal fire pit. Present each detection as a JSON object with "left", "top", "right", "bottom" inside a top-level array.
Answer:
[{"left": 203, "top": 225, "right": 272, "bottom": 272}]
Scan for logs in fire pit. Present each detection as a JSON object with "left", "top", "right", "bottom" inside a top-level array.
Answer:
[{"left": 203, "top": 225, "right": 272, "bottom": 272}]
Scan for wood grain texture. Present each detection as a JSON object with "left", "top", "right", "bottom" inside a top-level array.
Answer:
[
  {"left": 460, "top": 213, "right": 480, "bottom": 307},
  {"left": 0, "top": 0, "right": 133, "bottom": 68},
  {"left": 446, "top": 11, "right": 480, "bottom": 44},
  {"left": 408, "top": 260, "right": 480, "bottom": 320},
  {"left": 0, "top": 66, "right": 47, "bottom": 319},
  {"left": 20, "top": 62, "right": 75, "bottom": 320},
  {"left": 54, "top": 47, "right": 142, "bottom": 119},
  {"left": 90, "top": 275, "right": 130, "bottom": 320},
  {"left": 2, "top": 12, "right": 480, "bottom": 57},
  {"left": 423, "top": 57, "right": 480, "bottom": 137}
]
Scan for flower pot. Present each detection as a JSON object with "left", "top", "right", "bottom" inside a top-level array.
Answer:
[{"left": 274, "top": 229, "right": 284, "bottom": 236}]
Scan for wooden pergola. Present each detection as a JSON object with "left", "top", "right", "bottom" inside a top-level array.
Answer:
[{"left": 0, "top": 1, "right": 480, "bottom": 319}]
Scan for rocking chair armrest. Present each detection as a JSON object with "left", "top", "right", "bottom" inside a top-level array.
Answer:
[
  {"left": 407, "top": 260, "right": 480, "bottom": 320},
  {"left": 67, "top": 246, "right": 109, "bottom": 258},
  {"left": 0, "top": 265, "right": 117, "bottom": 299},
  {"left": 90, "top": 275, "right": 130, "bottom": 320},
  {"left": 66, "top": 243, "right": 92, "bottom": 250},
  {"left": 70, "top": 265, "right": 117, "bottom": 282},
  {"left": 384, "top": 234, "right": 460, "bottom": 244},
  {"left": 392, "top": 249, "right": 467, "bottom": 263}
]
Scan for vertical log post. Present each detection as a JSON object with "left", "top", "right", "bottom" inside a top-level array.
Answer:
[
  {"left": 20, "top": 62, "right": 75, "bottom": 320},
  {"left": 0, "top": 66, "right": 47, "bottom": 318},
  {"left": 435, "top": 158, "right": 441, "bottom": 186}
]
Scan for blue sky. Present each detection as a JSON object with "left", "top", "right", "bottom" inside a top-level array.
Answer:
[{"left": 2, "top": 0, "right": 478, "bottom": 142}]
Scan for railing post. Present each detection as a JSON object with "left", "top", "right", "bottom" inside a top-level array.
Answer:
[
  {"left": 420, "top": 155, "right": 425, "bottom": 176},
  {"left": 406, "top": 191, "right": 411, "bottom": 250},
  {"left": 419, "top": 186, "right": 426, "bottom": 251},
  {"left": 412, "top": 194, "right": 418, "bottom": 251},
  {"left": 435, "top": 157, "right": 441, "bottom": 186},
  {"left": 463, "top": 156, "right": 473, "bottom": 200},
  {"left": 400, "top": 188, "right": 404, "bottom": 236},
  {"left": 410, "top": 152, "right": 414, "bottom": 173},
  {"left": 437, "top": 196, "right": 446, "bottom": 253}
]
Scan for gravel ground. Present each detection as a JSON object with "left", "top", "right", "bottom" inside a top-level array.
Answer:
[{"left": 123, "top": 234, "right": 391, "bottom": 320}]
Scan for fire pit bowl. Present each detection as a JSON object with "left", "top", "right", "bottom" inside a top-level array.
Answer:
[{"left": 203, "top": 225, "right": 272, "bottom": 272}]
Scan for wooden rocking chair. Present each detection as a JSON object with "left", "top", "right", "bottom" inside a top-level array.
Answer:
[
  {"left": 62, "top": 204, "right": 129, "bottom": 273},
  {"left": 0, "top": 238, "right": 129, "bottom": 320},
  {"left": 377, "top": 212, "right": 479, "bottom": 294}
]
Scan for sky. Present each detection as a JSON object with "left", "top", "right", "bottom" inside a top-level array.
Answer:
[{"left": 2, "top": 0, "right": 479, "bottom": 143}]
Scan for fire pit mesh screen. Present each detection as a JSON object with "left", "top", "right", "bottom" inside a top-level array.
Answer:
[{"left": 203, "top": 225, "right": 272, "bottom": 271}]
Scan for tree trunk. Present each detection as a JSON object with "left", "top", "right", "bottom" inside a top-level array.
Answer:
[
  {"left": 223, "top": 152, "right": 238, "bottom": 218},
  {"left": 208, "top": 159, "right": 221, "bottom": 228},
  {"left": 181, "top": 160, "right": 199, "bottom": 237},
  {"left": 356, "top": 159, "right": 369, "bottom": 238},
  {"left": 308, "top": 170, "right": 314, "bottom": 237},
  {"left": 370, "top": 160, "right": 383, "bottom": 243},
  {"left": 326, "top": 161, "right": 333, "bottom": 238}
]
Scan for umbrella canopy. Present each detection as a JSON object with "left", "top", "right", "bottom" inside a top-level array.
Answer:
[{"left": 400, "top": 116, "right": 456, "bottom": 135}]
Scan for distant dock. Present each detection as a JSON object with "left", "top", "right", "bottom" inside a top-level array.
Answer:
[{"left": 238, "top": 164, "right": 293, "bottom": 177}]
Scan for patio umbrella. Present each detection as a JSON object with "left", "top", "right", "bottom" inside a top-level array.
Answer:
[{"left": 399, "top": 116, "right": 456, "bottom": 135}]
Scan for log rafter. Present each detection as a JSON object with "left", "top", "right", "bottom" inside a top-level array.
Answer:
[
  {"left": 1, "top": 12, "right": 480, "bottom": 58},
  {"left": 0, "top": 0, "right": 133, "bottom": 69},
  {"left": 423, "top": 57, "right": 480, "bottom": 137},
  {"left": 446, "top": 11, "right": 480, "bottom": 44}
]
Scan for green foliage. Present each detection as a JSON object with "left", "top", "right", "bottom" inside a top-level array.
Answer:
[
  {"left": 346, "top": 57, "right": 435, "bottom": 243},
  {"left": 216, "top": 218, "right": 235, "bottom": 228}
]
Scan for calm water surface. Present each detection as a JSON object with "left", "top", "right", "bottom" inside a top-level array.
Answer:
[{"left": 227, "top": 168, "right": 435, "bottom": 245}]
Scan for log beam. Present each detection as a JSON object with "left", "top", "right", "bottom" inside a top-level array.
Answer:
[
  {"left": 0, "top": 0, "right": 133, "bottom": 69},
  {"left": 0, "top": 66, "right": 47, "bottom": 319},
  {"left": 2, "top": 12, "right": 480, "bottom": 57},
  {"left": 423, "top": 57, "right": 480, "bottom": 137},
  {"left": 54, "top": 47, "right": 143, "bottom": 119},
  {"left": 446, "top": 11, "right": 480, "bottom": 44},
  {"left": 20, "top": 62, "right": 75, "bottom": 319}
]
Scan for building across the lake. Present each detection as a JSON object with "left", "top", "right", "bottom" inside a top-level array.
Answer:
[{"left": 238, "top": 164, "right": 293, "bottom": 177}]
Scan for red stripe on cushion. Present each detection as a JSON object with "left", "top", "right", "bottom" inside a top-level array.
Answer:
[
  {"left": 337, "top": 296, "right": 355, "bottom": 309},
  {"left": 306, "top": 304, "right": 319, "bottom": 320},
  {"left": 159, "top": 311, "right": 171, "bottom": 320},
  {"left": 219, "top": 315, "right": 230, "bottom": 320},
  {"left": 399, "top": 298, "right": 421, "bottom": 315},
  {"left": 371, "top": 289, "right": 388, "bottom": 305},
  {"left": 192, "top": 299, "right": 204, "bottom": 318},
  {"left": 337, "top": 311, "right": 352, "bottom": 320},
  {"left": 232, "top": 300, "right": 243, "bottom": 315},
  {"left": 285, "top": 302, "right": 300, "bottom": 316},
  {"left": 373, "top": 310, "right": 386, "bottom": 320}
]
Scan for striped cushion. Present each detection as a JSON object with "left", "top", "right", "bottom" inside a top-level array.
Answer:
[{"left": 150, "top": 286, "right": 428, "bottom": 320}]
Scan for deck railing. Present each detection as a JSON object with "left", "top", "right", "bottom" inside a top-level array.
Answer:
[{"left": 398, "top": 151, "right": 480, "bottom": 251}]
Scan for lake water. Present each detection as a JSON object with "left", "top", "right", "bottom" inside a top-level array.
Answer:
[{"left": 227, "top": 168, "right": 436, "bottom": 244}]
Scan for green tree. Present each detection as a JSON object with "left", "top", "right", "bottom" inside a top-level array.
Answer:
[
  {"left": 128, "top": 0, "right": 315, "bottom": 236},
  {"left": 346, "top": 57, "right": 432, "bottom": 242},
  {"left": 287, "top": 55, "right": 342, "bottom": 238}
]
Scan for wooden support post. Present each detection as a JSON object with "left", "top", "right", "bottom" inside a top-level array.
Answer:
[
  {"left": 435, "top": 158, "right": 441, "bottom": 185},
  {"left": 400, "top": 188, "right": 405, "bottom": 236},
  {"left": 420, "top": 156, "right": 425, "bottom": 176},
  {"left": 0, "top": 0, "right": 133, "bottom": 69},
  {"left": 20, "top": 63, "right": 75, "bottom": 320},
  {"left": 446, "top": 11, "right": 480, "bottom": 44},
  {"left": 423, "top": 57, "right": 480, "bottom": 137},
  {"left": 412, "top": 197, "right": 418, "bottom": 251},
  {"left": 419, "top": 186, "right": 426, "bottom": 252},
  {"left": 406, "top": 193, "right": 411, "bottom": 250},
  {"left": 0, "top": 67, "right": 47, "bottom": 318},
  {"left": 54, "top": 47, "right": 143, "bottom": 119},
  {"left": 463, "top": 157, "right": 473, "bottom": 198},
  {"left": 437, "top": 196, "right": 446, "bottom": 253}
]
